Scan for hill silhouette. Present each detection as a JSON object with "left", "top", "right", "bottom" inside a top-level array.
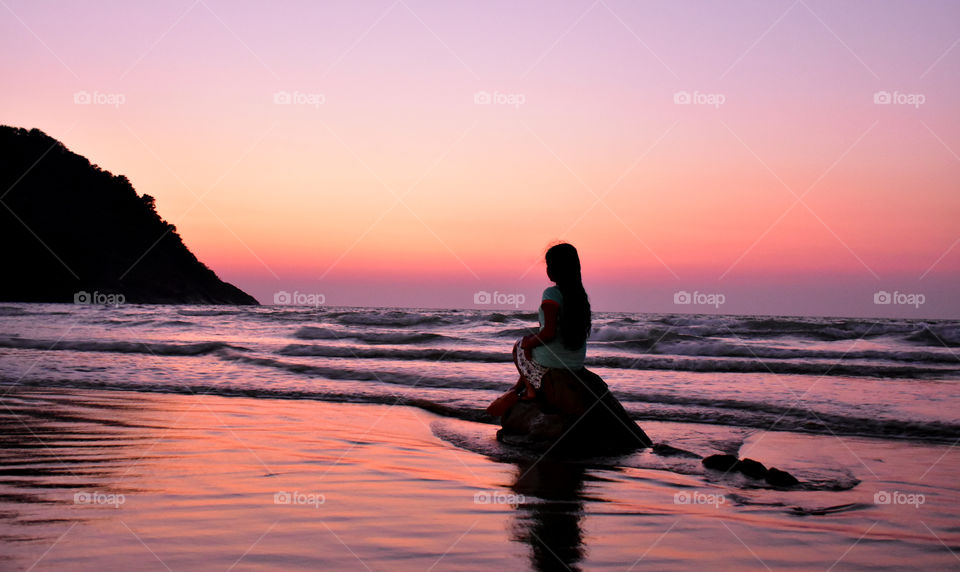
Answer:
[{"left": 0, "top": 126, "right": 258, "bottom": 305}]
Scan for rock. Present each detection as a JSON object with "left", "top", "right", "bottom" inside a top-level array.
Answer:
[
  {"left": 765, "top": 467, "right": 800, "bottom": 487},
  {"left": 737, "top": 458, "right": 768, "bottom": 479},
  {"left": 498, "top": 367, "right": 652, "bottom": 454},
  {"left": 0, "top": 126, "right": 258, "bottom": 305},
  {"left": 652, "top": 443, "right": 702, "bottom": 459},
  {"left": 702, "top": 454, "right": 740, "bottom": 471}
]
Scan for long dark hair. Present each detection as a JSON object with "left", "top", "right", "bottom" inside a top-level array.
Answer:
[{"left": 545, "top": 243, "right": 591, "bottom": 350}]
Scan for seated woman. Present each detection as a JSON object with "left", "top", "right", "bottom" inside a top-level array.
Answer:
[
  {"left": 515, "top": 242, "right": 590, "bottom": 399},
  {"left": 491, "top": 242, "right": 652, "bottom": 452}
]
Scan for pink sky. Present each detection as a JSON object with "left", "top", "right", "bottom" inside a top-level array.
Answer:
[{"left": 1, "top": 0, "right": 958, "bottom": 316}]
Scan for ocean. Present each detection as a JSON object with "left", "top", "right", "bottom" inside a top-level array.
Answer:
[
  {"left": 3, "top": 302, "right": 960, "bottom": 569},
  {"left": 2, "top": 303, "right": 958, "bottom": 443}
]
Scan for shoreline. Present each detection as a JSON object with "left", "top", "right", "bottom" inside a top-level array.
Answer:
[
  {"left": 1, "top": 385, "right": 958, "bottom": 570},
  {"left": 2, "top": 378, "right": 957, "bottom": 446}
]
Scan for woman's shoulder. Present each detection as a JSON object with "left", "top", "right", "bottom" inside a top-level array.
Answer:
[{"left": 542, "top": 285, "right": 563, "bottom": 302}]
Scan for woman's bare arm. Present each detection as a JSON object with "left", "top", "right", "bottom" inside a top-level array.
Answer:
[{"left": 520, "top": 300, "right": 560, "bottom": 353}]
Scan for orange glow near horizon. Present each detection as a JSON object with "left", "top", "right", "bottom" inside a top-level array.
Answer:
[{"left": 1, "top": 1, "right": 957, "bottom": 314}]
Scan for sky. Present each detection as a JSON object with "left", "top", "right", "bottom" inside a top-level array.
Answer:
[{"left": 1, "top": 0, "right": 958, "bottom": 317}]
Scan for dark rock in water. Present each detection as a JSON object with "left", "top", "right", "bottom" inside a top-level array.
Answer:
[
  {"left": 703, "top": 455, "right": 801, "bottom": 487},
  {"left": 765, "top": 467, "right": 800, "bottom": 487},
  {"left": 0, "top": 126, "right": 258, "bottom": 305},
  {"left": 498, "top": 367, "right": 652, "bottom": 455},
  {"left": 702, "top": 454, "right": 740, "bottom": 472},
  {"left": 652, "top": 443, "right": 702, "bottom": 459},
  {"left": 737, "top": 458, "right": 768, "bottom": 479}
]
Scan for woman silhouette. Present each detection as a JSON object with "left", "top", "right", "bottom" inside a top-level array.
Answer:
[{"left": 515, "top": 243, "right": 591, "bottom": 399}]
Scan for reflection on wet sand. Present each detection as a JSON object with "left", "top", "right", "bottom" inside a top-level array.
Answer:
[{"left": 510, "top": 459, "right": 591, "bottom": 571}]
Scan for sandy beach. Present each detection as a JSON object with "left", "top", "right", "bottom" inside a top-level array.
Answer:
[{"left": 1, "top": 385, "right": 957, "bottom": 571}]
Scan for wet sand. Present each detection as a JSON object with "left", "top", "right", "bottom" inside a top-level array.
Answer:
[{"left": 0, "top": 386, "right": 958, "bottom": 571}]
